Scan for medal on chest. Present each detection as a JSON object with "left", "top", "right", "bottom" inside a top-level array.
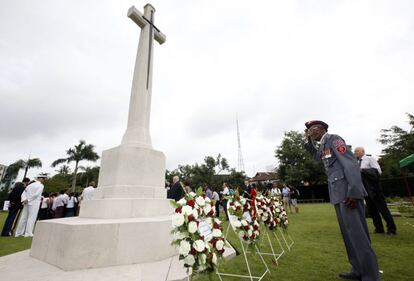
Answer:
[{"left": 322, "top": 148, "right": 332, "bottom": 159}]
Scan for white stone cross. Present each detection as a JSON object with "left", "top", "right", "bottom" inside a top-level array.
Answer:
[{"left": 122, "top": 4, "right": 166, "bottom": 148}]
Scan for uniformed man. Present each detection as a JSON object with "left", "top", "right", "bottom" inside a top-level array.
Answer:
[
  {"left": 304, "top": 120, "right": 380, "bottom": 281},
  {"left": 354, "top": 147, "right": 396, "bottom": 235},
  {"left": 15, "top": 174, "right": 46, "bottom": 237}
]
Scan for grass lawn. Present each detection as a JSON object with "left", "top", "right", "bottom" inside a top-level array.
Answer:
[{"left": 1, "top": 204, "right": 413, "bottom": 280}]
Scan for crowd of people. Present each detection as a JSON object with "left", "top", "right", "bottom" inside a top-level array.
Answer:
[
  {"left": 166, "top": 176, "right": 301, "bottom": 221},
  {"left": 1, "top": 178, "right": 96, "bottom": 238}
]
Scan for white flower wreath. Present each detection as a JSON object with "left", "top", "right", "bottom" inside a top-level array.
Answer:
[
  {"left": 227, "top": 191, "right": 261, "bottom": 243},
  {"left": 171, "top": 188, "right": 225, "bottom": 272}
]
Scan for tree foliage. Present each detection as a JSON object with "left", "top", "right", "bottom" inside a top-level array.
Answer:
[
  {"left": 51, "top": 140, "right": 100, "bottom": 191},
  {"left": 166, "top": 154, "right": 245, "bottom": 191},
  {"left": 378, "top": 113, "right": 414, "bottom": 177},
  {"left": 275, "top": 131, "right": 326, "bottom": 185}
]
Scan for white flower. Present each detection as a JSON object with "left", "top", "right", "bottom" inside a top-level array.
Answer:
[
  {"left": 247, "top": 229, "right": 253, "bottom": 237},
  {"left": 179, "top": 240, "right": 191, "bottom": 256},
  {"left": 177, "top": 198, "right": 187, "bottom": 206},
  {"left": 284, "top": 220, "right": 288, "bottom": 225},
  {"left": 189, "top": 192, "right": 196, "bottom": 197},
  {"left": 182, "top": 205, "right": 193, "bottom": 216},
  {"left": 193, "top": 239, "right": 205, "bottom": 252},
  {"left": 195, "top": 196, "right": 205, "bottom": 207},
  {"left": 275, "top": 208, "right": 280, "bottom": 213},
  {"left": 281, "top": 211, "right": 287, "bottom": 216},
  {"left": 206, "top": 217, "right": 213, "bottom": 226},
  {"left": 199, "top": 253, "right": 207, "bottom": 265},
  {"left": 205, "top": 197, "right": 211, "bottom": 203},
  {"left": 172, "top": 213, "right": 185, "bottom": 227},
  {"left": 212, "top": 229, "right": 222, "bottom": 238},
  {"left": 188, "top": 221, "right": 198, "bottom": 234},
  {"left": 233, "top": 219, "right": 241, "bottom": 228},
  {"left": 203, "top": 204, "right": 212, "bottom": 215},
  {"left": 238, "top": 231, "right": 245, "bottom": 239},
  {"left": 254, "top": 230, "right": 260, "bottom": 236},
  {"left": 192, "top": 208, "right": 199, "bottom": 220},
  {"left": 212, "top": 253, "right": 218, "bottom": 265},
  {"left": 205, "top": 242, "right": 211, "bottom": 250},
  {"left": 241, "top": 220, "right": 248, "bottom": 226},
  {"left": 234, "top": 202, "right": 241, "bottom": 207},
  {"left": 216, "top": 239, "right": 224, "bottom": 251},
  {"left": 184, "top": 254, "right": 195, "bottom": 266},
  {"left": 240, "top": 198, "right": 246, "bottom": 205},
  {"left": 214, "top": 218, "right": 221, "bottom": 225}
]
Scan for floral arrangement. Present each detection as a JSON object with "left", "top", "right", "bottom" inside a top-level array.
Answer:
[
  {"left": 227, "top": 192, "right": 261, "bottom": 243},
  {"left": 267, "top": 195, "right": 289, "bottom": 229},
  {"left": 255, "top": 194, "right": 278, "bottom": 230},
  {"left": 171, "top": 188, "right": 225, "bottom": 273}
]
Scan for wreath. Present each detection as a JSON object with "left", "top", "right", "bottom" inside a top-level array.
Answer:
[
  {"left": 255, "top": 193, "right": 278, "bottom": 230},
  {"left": 227, "top": 192, "right": 260, "bottom": 243},
  {"left": 171, "top": 188, "right": 225, "bottom": 272},
  {"left": 267, "top": 195, "right": 289, "bottom": 229}
]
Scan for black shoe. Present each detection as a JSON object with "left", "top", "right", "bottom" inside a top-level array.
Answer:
[
  {"left": 339, "top": 272, "right": 361, "bottom": 280},
  {"left": 374, "top": 229, "right": 385, "bottom": 234}
]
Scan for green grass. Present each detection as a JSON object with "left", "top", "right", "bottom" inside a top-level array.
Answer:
[
  {"left": 196, "top": 203, "right": 414, "bottom": 281},
  {"left": 0, "top": 212, "right": 33, "bottom": 256},
  {"left": 1, "top": 204, "right": 413, "bottom": 280}
]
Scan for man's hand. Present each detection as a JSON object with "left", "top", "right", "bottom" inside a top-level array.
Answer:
[
  {"left": 343, "top": 197, "right": 357, "bottom": 209},
  {"left": 22, "top": 199, "right": 28, "bottom": 205}
]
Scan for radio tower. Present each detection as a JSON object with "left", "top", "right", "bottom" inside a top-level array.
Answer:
[{"left": 236, "top": 117, "right": 245, "bottom": 172}]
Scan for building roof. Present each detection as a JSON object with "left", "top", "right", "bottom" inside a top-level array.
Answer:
[{"left": 251, "top": 172, "right": 277, "bottom": 182}]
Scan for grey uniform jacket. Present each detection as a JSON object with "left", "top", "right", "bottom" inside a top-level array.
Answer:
[{"left": 304, "top": 133, "right": 367, "bottom": 205}]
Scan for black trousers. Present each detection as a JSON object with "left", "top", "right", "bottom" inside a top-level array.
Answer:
[
  {"left": 365, "top": 194, "right": 396, "bottom": 233},
  {"left": 1, "top": 208, "right": 19, "bottom": 236}
]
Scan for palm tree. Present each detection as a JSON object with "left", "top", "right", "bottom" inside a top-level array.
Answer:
[
  {"left": 51, "top": 140, "right": 100, "bottom": 191},
  {"left": 11, "top": 157, "right": 43, "bottom": 179},
  {"left": 55, "top": 165, "right": 71, "bottom": 175},
  {"left": 78, "top": 165, "right": 100, "bottom": 186}
]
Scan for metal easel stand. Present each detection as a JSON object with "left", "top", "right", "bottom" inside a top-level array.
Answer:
[
  {"left": 251, "top": 227, "right": 285, "bottom": 267},
  {"left": 216, "top": 224, "right": 270, "bottom": 281},
  {"left": 278, "top": 228, "right": 294, "bottom": 251}
]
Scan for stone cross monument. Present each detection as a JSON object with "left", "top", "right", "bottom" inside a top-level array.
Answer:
[{"left": 30, "top": 4, "right": 178, "bottom": 274}]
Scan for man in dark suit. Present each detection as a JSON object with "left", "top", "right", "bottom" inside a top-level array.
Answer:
[
  {"left": 168, "top": 176, "right": 184, "bottom": 201},
  {"left": 304, "top": 120, "right": 380, "bottom": 281},
  {"left": 354, "top": 147, "right": 396, "bottom": 235},
  {"left": 1, "top": 178, "right": 30, "bottom": 236}
]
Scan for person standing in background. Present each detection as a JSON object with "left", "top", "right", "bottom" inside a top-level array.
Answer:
[
  {"left": 15, "top": 175, "right": 46, "bottom": 237},
  {"left": 1, "top": 178, "right": 30, "bottom": 236},
  {"left": 354, "top": 147, "right": 397, "bottom": 235}
]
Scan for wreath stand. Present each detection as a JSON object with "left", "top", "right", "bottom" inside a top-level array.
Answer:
[
  {"left": 215, "top": 218, "right": 270, "bottom": 281},
  {"left": 249, "top": 226, "right": 285, "bottom": 267},
  {"left": 278, "top": 228, "right": 294, "bottom": 251}
]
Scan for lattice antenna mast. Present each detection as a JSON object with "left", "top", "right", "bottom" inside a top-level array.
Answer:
[{"left": 236, "top": 116, "right": 245, "bottom": 172}]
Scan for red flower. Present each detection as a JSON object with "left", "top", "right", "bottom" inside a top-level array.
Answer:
[
  {"left": 208, "top": 209, "right": 215, "bottom": 216},
  {"left": 236, "top": 206, "right": 241, "bottom": 211},
  {"left": 213, "top": 223, "right": 220, "bottom": 229},
  {"left": 190, "top": 248, "right": 196, "bottom": 255},
  {"left": 244, "top": 225, "right": 249, "bottom": 231},
  {"left": 175, "top": 207, "right": 182, "bottom": 213},
  {"left": 188, "top": 215, "right": 194, "bottom": 221},
  {"left": 188, "top": 200, "right": 195, "bottom": 207},
  {"left": 253, "top": 225, "right": 259, "bottom": 231}
]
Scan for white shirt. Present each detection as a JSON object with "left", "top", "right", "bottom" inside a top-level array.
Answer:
[
  {"left": 222, "top": 187, "right": 229, "bottom": 196},
  {"left": 282, "top": 187, "right": 290, "bottom": 197},
  {"left": 360, "top": 155, "right": 382, "bottom": 174},
  {"left": 66, "top": 196, "right": 78, "bottom": 208},
  {"left": 271, "top": 187, "right": 281, "bottom": 196},
  {"left": 82, "top": 186, "right": 95, "bottom": 201},
  {"left": 212, "top": 191, "right": 220, "bottom": 201},
  {"left": 52, "top": 194, "right": 67, "bottom": 210},
  {"left": 23, "top": 181, "right": 44, "bottom": 206}
]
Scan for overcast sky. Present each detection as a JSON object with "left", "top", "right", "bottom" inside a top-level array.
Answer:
[{"left": 1, "top": 0, "right": 413, "bottom": 179}]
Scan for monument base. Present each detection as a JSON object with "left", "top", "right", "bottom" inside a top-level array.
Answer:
[
  {"left": 30, "top": 216, "right": 176, "bottom": 271},
  {"left": 0, "top": 250, "right": 189, "bottom": 281}
]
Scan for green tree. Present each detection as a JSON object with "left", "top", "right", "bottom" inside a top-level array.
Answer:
[
  {"left": 78, "top": 165, "right": 100, "bottom": 187},
  {"left": 275, "top": 131, "right": 326, "bottom": 185},
  {"left": 166, "top": 154, "right": 245, "bottom": 191},
  {"left": 0, "top": 157, "right": 42, "bottom": 190},
  {"left": 378, "top": 113, "right": 414, "bottom": 177},
  {"left": 51, "top": 140, "right": 100, "bottom": 191}
]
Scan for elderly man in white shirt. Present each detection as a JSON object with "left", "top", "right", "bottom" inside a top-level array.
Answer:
[
  {"left": 354, "top": 147, "right": 397, "bottom": 235},
  {"left": 15, "top": 175, "right": 46, "bottom": 237}
]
